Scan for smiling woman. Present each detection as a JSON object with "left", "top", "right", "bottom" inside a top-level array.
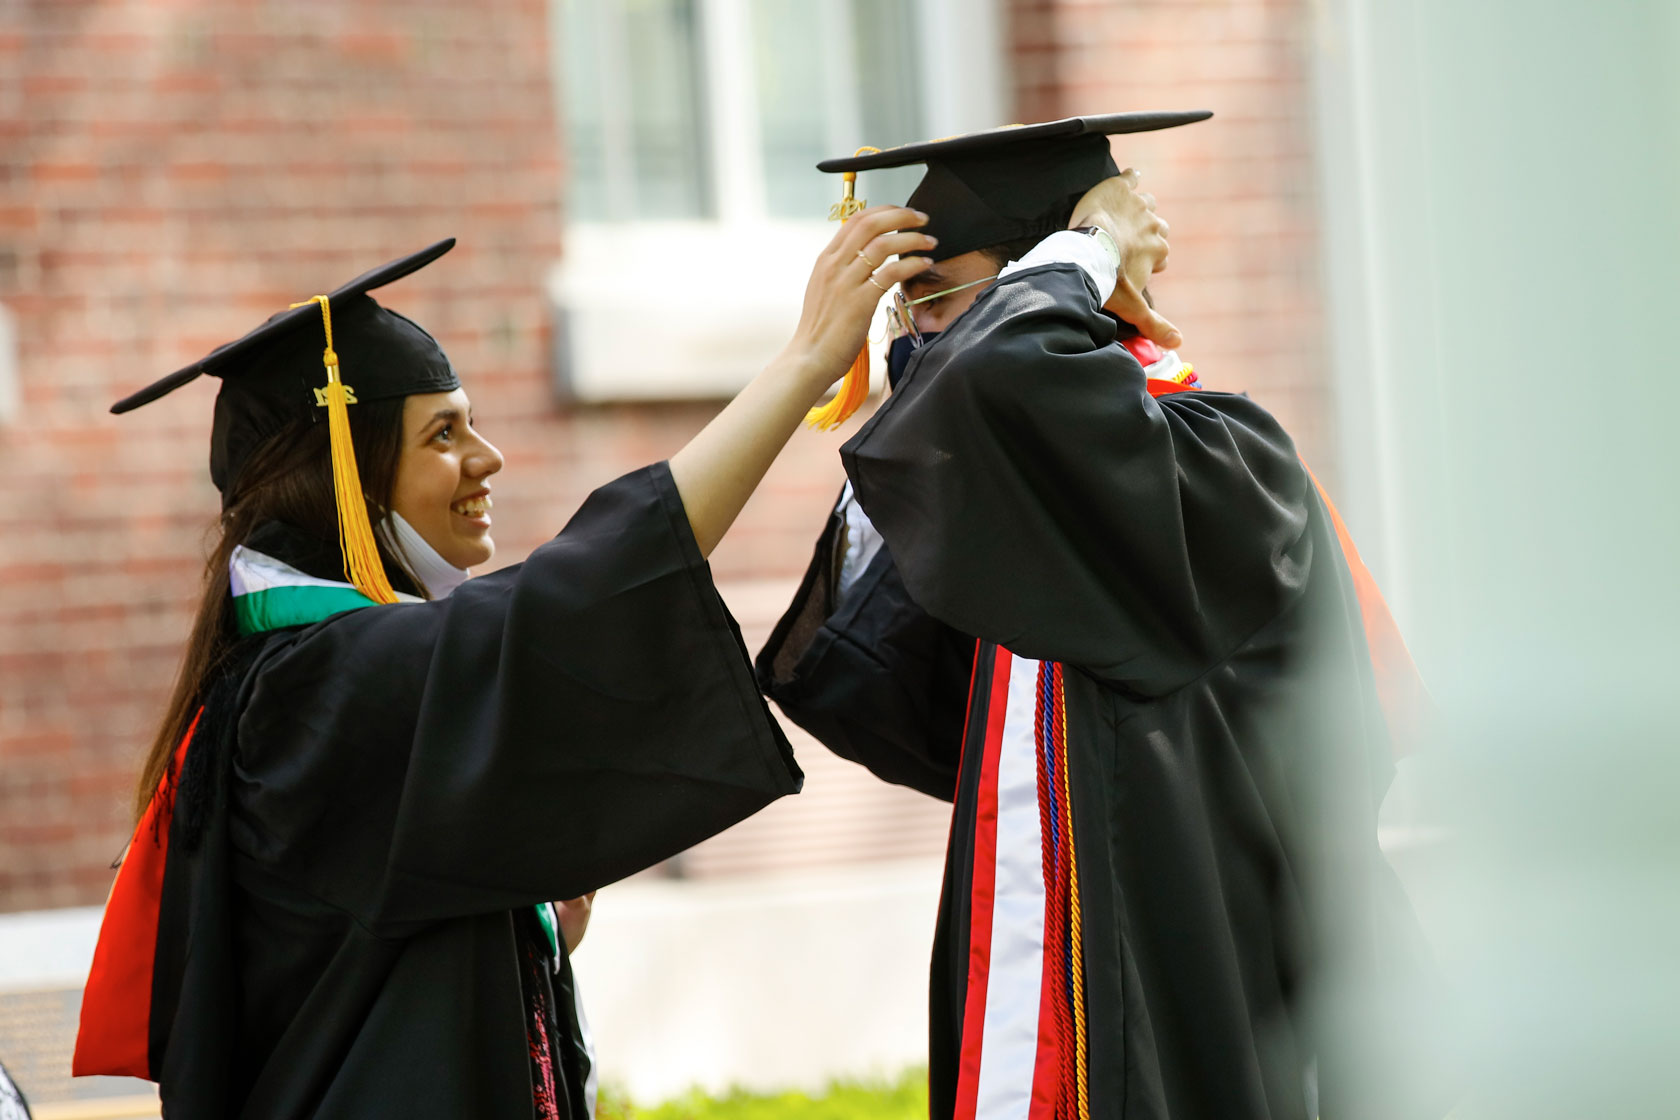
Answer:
[
  {"left": 71, "top": 220, "right": 932, "bottom": 1119},
  {"left": 390, "top": 390, "right": 506, "bottom": 572}
]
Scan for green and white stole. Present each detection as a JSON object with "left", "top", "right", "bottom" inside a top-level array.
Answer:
[{"left": 228, "top": 545, "right": 564, "bottom": 958}]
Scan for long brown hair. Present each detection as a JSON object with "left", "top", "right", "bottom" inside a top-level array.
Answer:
[{"left": 132, "top": 398, "right": 414, "bottom": 823}]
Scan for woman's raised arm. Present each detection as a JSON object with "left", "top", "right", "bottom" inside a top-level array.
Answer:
[{"left": 668, "top": 205, "right": 933, "bottom": 557}]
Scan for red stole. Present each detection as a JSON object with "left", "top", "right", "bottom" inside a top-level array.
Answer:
[{"left": 73, "top": 711, "right": 201, "bottom": 1079}]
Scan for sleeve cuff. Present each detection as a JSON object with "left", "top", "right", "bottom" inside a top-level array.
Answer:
[
  {"left": 999, "top": 228, "right": 1119, "bottom": 302},
  {"left": 836, "top": 482, "right": 885, "bottom": 610}
]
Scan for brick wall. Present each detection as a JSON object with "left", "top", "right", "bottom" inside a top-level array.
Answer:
[
  {"left": 0, "top": 0, "right": 1328, "bottom": 913},
  {"left": 1009, "top": 0, "right": 1333, "bottom": 469},
  {"left": 0, "top": 1, "right": 842, "bottom": 913}
]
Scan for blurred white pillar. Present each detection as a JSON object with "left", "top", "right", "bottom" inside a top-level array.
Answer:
[
  {"left": 915, "top": 0, "right": 1008, "bottom": 137},
  {"left": 1311, "top": 2, "right": 1680, "bottom": 1116}
]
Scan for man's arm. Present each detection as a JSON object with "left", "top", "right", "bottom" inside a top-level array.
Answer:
[
  {"left": 839, "top": 252, "right": 1312, "bottom": 696},
  {"left": 1067, "top": 167, "right": 1183, "bottom": 349},
  {"left": 757, "top": 492, "right": 973, "bottom": 802}
]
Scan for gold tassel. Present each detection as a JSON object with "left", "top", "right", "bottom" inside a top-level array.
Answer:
[
  {"left": 805, "top": 343, "right": 872, "bottom": 431},
  {"left": 292, "top": 295, "right": 399, "bottom": 605},
  {"left": 806, "top": 150, "right": 882, "bottom": 431}
]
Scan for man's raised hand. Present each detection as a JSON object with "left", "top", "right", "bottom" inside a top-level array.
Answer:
[{"left": 1069, "top": 171, "right": 1184, "bottom": 351}]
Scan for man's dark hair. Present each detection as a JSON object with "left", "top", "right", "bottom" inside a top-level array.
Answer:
[{"left": 974, "top": 236, "right": 1044, "bottom": 270}]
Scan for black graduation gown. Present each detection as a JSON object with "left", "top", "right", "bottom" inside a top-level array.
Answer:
[
  {"left": 137, "top": 463, "right": 801, "bottom": 1118},
  {"left": 758, "top": 264, "right": 1442, "bottom": 1120}
]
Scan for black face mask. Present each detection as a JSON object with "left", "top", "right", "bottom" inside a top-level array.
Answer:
[{"left": 887, "top": 332, "right": 941, "bottom": 390}]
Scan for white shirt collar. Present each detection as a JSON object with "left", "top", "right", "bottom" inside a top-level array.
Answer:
[{"left": 380, "top": 511, "right": 471, "bottom": 599}]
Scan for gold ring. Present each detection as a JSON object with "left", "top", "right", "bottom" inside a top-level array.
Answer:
[
  {"left": 868, "top": 274, "right": 890, "bottom": 293},
  {"left": 857, "top": 249, "right": 880, "bottom": 270}
]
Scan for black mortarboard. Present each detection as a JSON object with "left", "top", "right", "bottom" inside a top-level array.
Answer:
[
  {"left": 111, "top": 239, "right": 461, "bottom": 605},
  {"left": 111, "top": 239, "right": 461, "bottom": 496},
  {"left": 818, "top": 111, "right": 1213, "bottom": 262}
]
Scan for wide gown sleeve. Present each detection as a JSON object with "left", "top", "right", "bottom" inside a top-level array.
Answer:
[
  {"left": 756, "top": 502, "right": 973, "bottom": 803},
  {"left": 840, "top": 262, "right": 1315, "bottom": 695},
  {"left": 230, "top": 463, "right": 802, "bottom": 933}
]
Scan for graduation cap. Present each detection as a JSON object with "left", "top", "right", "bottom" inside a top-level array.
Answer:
[
  {"left": 805, "top": 111, "right": 1212, "bottom": 428},
  {"left": 110, "top": 238, "right": 462, "bottom": 604},
  {"left": 819, "top": 110, "right": 1213, "bottom": 263}
]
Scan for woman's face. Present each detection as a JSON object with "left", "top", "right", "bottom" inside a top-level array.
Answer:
[{"left": 390, "top": 388, "right": 505, "bottom": 570}]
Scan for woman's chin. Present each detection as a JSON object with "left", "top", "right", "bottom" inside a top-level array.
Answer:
[
  {"left": 430, "top": 529, "right": 493, "bottom": 571},
  {"left": 457, "top": 537, "right": 494, "bottom": 569}
]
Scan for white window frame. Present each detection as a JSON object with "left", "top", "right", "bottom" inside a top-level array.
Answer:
[{"left": 548, "top": 0, "right": 1008, "bottom": 401}]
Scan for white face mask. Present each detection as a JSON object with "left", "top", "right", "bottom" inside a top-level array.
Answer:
[{"left": 380, "top": 510, "right": 470, "bottom": 599}]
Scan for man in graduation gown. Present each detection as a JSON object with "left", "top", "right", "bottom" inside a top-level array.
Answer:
[{"left": 758, "top": 114, "right": 1445, "bottom": 1120}]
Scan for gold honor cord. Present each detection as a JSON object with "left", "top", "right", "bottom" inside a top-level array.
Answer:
[
  {"left": 291, "top": 295, "right": 400, "bottom": 605},
  {"left": 805, "top": 146, "right": 883, "bottom": 430},
  {"left": 1056, "top": 675, "right": 1090, "bottom": 1120}
]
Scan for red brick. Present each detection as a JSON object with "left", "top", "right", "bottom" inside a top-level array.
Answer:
[
  {"left": 171, "top": 161, "right": 232, "bottom": 183},
  {"left": 338, "top": 31, "right": 414, "bottom": 63},
  {"left": 31, "top": 160, "right": 101, "bottom": 183}
]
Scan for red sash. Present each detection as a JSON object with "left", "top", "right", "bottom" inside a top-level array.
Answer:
[{"left": 73, "top": 710, "right": 201, "bottom": 1079}]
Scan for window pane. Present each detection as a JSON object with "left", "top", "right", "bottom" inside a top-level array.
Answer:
[
  {"left": 850, "top": 0, "right": 925, "bottom": 211},
  {"left": 623, "top": 0, "right": 711, "bottom": 219},
  {"left": 751, "top": 0, "right": 832, "bottom": 219},
  {"left": 559, "top": 0, "right": 609, "bottom": 221},
  {"left": 751, "top": 0, "right": 925, "bottom": 220},
  {"left": 559, "top": 0, "right": 710, "bottom": 221}
]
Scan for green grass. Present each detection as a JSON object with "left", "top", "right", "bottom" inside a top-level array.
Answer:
[{"left": 596, "top": 1068, "right": 928, "bottom": 1120}]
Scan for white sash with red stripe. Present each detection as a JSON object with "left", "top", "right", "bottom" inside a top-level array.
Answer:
[{"left": 955, "top": 649, "right": 1067, "bottom": 1120}]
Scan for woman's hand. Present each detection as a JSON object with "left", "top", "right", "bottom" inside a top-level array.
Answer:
[
  {"left": 667, "top": 207, "right": 933, "bottom": 558},
  {"left": 781, "top": 205, "right": 936, "bottom": 399},
  {"left": 1069, "top": 171, "right": 1183, "bottom": 350},
  {"left": 557, "top": 891, "right": 595, "bottom": 954}
]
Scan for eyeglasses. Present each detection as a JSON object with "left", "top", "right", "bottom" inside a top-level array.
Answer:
[{"left": 887, "top": 274, "right": 1000, "bottom": 349}]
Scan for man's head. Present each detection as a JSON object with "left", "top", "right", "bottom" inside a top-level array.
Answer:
[
  {"left": 823, "top": 113, "right": 1208, "bottom": 344},
  {"left": 895, "top": 238, "right": 1034, "bottom": 335}
]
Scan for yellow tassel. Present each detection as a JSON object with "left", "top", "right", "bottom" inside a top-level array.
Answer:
[
  {"left": 806, "top": 149, "right": 883, "bottom": 431},
  {"left": 805, "top": 343, "right": 872, "bottom": 431},
  {"left": 293, "top": 295, "right": 399, "bottom": 605}
]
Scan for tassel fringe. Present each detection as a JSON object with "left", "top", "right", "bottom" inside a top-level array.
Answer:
[{"left": 804, "top": 343, "right": 872, "bottom": 430}]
